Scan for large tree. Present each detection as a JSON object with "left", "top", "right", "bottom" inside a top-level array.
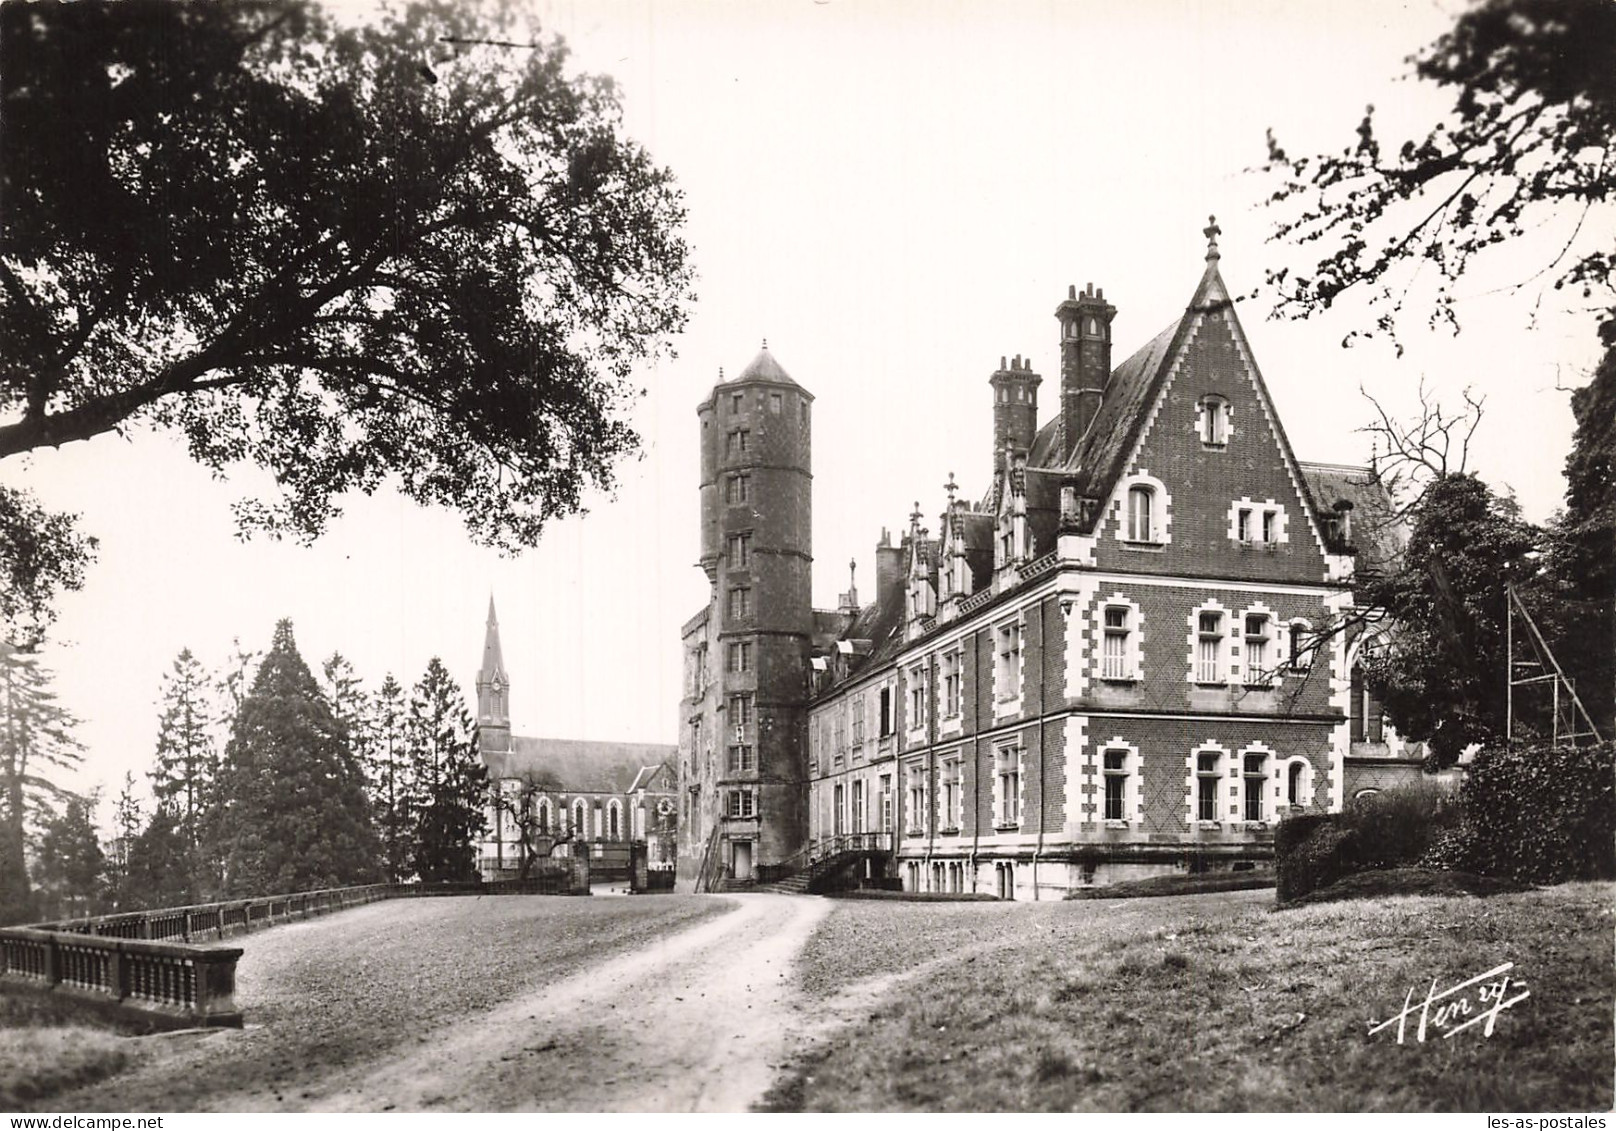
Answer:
[
  {"left": 0, "top": 644, "right": 82, "bottom": 924},
  {"left": 0, "top": 0, "right": 693, "bottom": 637},
  {"left": 1358, "top": 473, "right": 1546, "bottom": 766},
  {"left": 1259, "top": 0, "right": 1615, "bottom": 346},
  {"left": 407, "top": 658, "right": 486, "bottom": 883},
  {"left": 369, "top": 673, "right": 414, "bottom": 883},
  {"left": 35, "top": 792, "right": 106, "bottom": 922},
  {"left": 210, "top": 620, "right": 380, "bottom": 895},
  {"left": 151, "top": 648, "right": 216, "bottom": 847}
]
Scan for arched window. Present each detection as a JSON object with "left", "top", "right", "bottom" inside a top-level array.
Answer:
[
  {"left": 572, "top": 799, "right": 587, "bottom": 837},
  {"left": 1288, "top": 761, "right": 1308, "bottom": 806},
  {"left": 608, "top": 801, "right": 621, "bottom": 840},
  {"left": 536, "top": 798, "right": 550, "bottom": 833},
  {"left": 1127, "top": 485, "right": 1155, "bottom": 542}
]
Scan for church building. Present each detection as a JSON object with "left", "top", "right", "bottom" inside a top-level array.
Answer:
[
  {"left": 475, "top": 599, "right": 678, "bottom": 880},
  {"left": 678, "top": 224, "right": 1420, "bottom": 897}
]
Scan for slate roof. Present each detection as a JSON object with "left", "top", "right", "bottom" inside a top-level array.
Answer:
[
  {"left": 732, "top": 345, "right": 799, "bottom": 387},
  {"left": 484, "top": 736, "right": 676, "bottom": 795},
  {"left": 1300, "top": 462, "right": 1405, "bottom": 569}
]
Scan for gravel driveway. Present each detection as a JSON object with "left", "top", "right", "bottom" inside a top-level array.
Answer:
[{"left": 50, "top": 892, "right": 830, "bottom": 1112}]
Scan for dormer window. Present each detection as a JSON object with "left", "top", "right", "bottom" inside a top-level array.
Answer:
[
  {"left": 1127, "top": 485, "right": 1155, "bottom": 542},
  {"left": 1200, "top": 396, "right": 1230, "bottom": 447}
]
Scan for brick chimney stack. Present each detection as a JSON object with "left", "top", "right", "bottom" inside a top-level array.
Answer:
[{"left": 1055, "top": 283, "right": 1116, "bottom": 464}]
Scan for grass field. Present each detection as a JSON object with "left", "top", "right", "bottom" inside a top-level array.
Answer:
[
  {"left": 19, "top": 894, "right": 729, "bottom": 1111},
  {"left": 766, "top": 882, "right": 1614, "bottom": 1112}
]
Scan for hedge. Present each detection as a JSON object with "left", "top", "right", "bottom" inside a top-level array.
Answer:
[{"left": 1424, "top": 741, "right": 1615, "bottom": 884}]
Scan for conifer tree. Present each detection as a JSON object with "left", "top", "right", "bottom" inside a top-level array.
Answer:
[
  {"left": 370, "top": 673, "right": 414, "bottom": 882},
  {"left": 110, "top": 770, "right": 142, "bottom": 908},
  {"left": 36, "top": 792, "right": 106, "bottom": 921},
  {"left": 151, "top": 648, "right": 215, "bottom": 846},
  {"left": 124, "top": 802, "right": 192, "bottom": 910},
  {"left": 211, "top": 620, "right": 380, "bottom": 896},
  {"left": 407, "top": 658, "right": 487, "bottom": 883},
  {"left": 0, "top": 644, "right": 83, "bottom": 924}
]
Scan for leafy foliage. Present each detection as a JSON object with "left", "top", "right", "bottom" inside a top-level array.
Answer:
[
  {"left": 0, "top": 487, "right": 96, "bottom": 648},
  {"left": 1259, "top": 0, "right": 1616, "bottom": 346},
  {"left": 1358, "top": 473, "right": 1543, "bottom": 765},
  {"left": 123, "top": 803, "right": 193, "bottom": 911},
  {"left": 1275, "top": 782, "right": 1461, "bottom": 902},
  {"left": 407, "top": 657, "right": 486, "bottom": 883},
  {"left": 0, "top": 0, "right": 693, "bottom": 634},
  {"left": 210, "top": 620, "right": 380, "bottom": 895},
  {"left": 1423, "top": 741, "right": 1615, "bottom": 883}
]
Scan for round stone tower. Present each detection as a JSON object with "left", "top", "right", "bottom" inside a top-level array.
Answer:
[{"left": 689, "top": 344, "right": 813, "bottom": 881}]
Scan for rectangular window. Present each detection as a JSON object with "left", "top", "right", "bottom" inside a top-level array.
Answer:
[
  {"left": 996, "top": 622, "right": 1022, "bottom": 701},
  {"left": 1102, "top": 606, "right": 1130, "bottom": 680},
  {"left": 727, "top": 744, "right": 754, "bottom": 772},
  {"left": 728, "top": 586, "right": 751, "bottom": 619},
  {"left": 880, "top": 775, "right": 893, "bottom": 831},
  {"left": 833, "top": 784, "right": 845, "bottom": 834},
  {"left": 1262, "top": 510, "right": 1277, "bottom": 543},
  {"left": 729, "top": 693, "right": 752, "bottom": 728},
  {"left": 730, "top": 393, "right": 742, "bottom": 414},
  {"left": 1288, "top": 623, "right": 1306, "bottom": 669},
  {"left": 726, "top": 429, "right": 750, "bottom": 457},
  {"left": 851, "top": 780, "right": 864, "bottom": 832},
  {"left": 851, "top": 695, "right": 865, "bottom": 746},
  {"left": 725, "top": 473, "right": 751, "bottom": 504},
  {"left": 879, "top": 687, "right": 893, "bottom": 736},
  {"left": 729, "top": 789, "right": 755, "bottom": 818},
  {"left": 1103, "top": 748, "right": 1128, "bottom": 821},
  {"left": 907, "top": 770, "right": 926, "bottom": 834},
  {"left": 941, "top": 649, "right": 961, "bottom": 717},
  {"left": 907, "top": 664, "right": 927, "bottom": 730},
  {"left": 1245, "top": 614, "right": 1270, "bottom": 683},
  {"left": 1243, "top": 754, "right": 1266, "bottom": 822},
  {"left": 1197, "top": 752, "right": 1220, "bottom": 821},
  {"left": 727, "top": 532, "right": 751, "bottom": 567},
  {"left": 1197, "top": 612, "right": 1223, "bottom": 683},
  {"left": 1237, "top": 509, "right": 1253, "bottom": 542},
  {"left": 940, "top": 759, "right": 961, "bottom": 829},
  {"left": 996, "top": 747, "right": 1021, "bottom": 827},
  {"left": 769, "top": 392, "right": 782, "bottom": 414},
  {"left": 727, "top": 641, "right": 752, "bottom": 673}
]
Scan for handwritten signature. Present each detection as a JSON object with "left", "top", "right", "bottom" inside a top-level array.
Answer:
[{"left": 1368, "top": 961, "right": 1530, "bottom": 1044}]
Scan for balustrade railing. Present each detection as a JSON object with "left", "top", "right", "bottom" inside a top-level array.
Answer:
[{"left": 3, "top": 868, "right": 590, "bottom": 1029}]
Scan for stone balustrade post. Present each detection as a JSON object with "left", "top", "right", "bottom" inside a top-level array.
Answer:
[{"left": 189, "top": 946, "right": 244, "bottom": 1027}]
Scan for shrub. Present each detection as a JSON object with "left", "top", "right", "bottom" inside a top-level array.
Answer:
[
  {"left": 1336, "top": 779, "right": 1462, "bottom": 869},
  {"left": 1276, "top": 818, "right": 1360, "bottom": 902},
  {"left": 1427, "top": 741, "right": 1616, "bottom": 884}
]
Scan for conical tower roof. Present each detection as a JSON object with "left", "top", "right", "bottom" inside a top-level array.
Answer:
[{"left": 731, "top": 342, "right": 798, "bottom": 386}]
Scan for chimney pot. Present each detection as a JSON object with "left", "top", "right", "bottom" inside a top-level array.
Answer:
[{"left": 1068, "top": 285, "right": 1076, "bottom": 300}]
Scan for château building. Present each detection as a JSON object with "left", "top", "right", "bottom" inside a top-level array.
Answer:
[
  {"left": 677, "top": 226, "right": 1420, "bottom": 897},
  {"left": 474, "top": 598, "right": 679, "bottom": 880}
]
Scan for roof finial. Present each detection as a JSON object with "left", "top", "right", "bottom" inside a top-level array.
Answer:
[
  {"left": 943, "top": 471, "right": 958, "bottom": 506},
  {"left": 718, "top": 365, "right": 724, "bottom": 381},
  {"left": 761, "top": 336, "right": 768, "bottom": 350},
  {"left": 1203, "top": 214, "right": 1222, "bottom": 262},
  {"left": 909, "top": 501, "right": 923, "bottom": 533}
]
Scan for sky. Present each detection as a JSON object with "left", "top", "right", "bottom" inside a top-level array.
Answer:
[{"left": 8, "top": 0, "right": 1606, "bottom": 812}]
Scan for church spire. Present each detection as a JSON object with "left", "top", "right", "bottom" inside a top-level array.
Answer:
[{"left": 478, "top": 595, "right": 507, "bottom": 685}]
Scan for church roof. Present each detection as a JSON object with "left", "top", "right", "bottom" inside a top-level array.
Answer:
[
  {"left": 484, "top": 736, "right": 676, "bottom": 795},
  {"left": 732, "top": 344, "right": 798, "bottom": 386}
]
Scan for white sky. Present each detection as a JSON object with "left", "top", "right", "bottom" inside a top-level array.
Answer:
[{"left": 8, "top": 0, "right": 1605, "bottom": 812}]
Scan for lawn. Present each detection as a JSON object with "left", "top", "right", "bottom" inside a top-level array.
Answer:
[
  {"left": 766, "top": 882, "right": 1614, "bottom": 1112},
  {"left": 25, "top": 893, "right": 729, "bottom": 1111}
]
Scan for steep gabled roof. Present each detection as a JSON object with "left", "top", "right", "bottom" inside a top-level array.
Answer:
[{"left": 485, "top": 737, "right": 676, "bottom": 794}]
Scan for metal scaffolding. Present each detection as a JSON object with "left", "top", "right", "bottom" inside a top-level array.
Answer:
[{"left": 1506, "top": 583, "right": 1604, "bottom": 747}]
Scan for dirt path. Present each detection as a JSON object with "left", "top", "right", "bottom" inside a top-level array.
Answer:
[{"left": 245, "top": 893, "right": 834, "bottom": 1112}]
